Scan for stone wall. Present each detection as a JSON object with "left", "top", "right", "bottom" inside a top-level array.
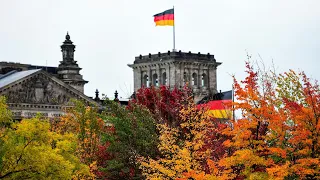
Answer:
[{"left": 128, "top": 51, "right": 222, "bottom": 102}]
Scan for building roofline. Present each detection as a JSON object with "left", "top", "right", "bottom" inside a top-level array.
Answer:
[{"left": 133, "top": 50, "right": 218, "bottom": 64}]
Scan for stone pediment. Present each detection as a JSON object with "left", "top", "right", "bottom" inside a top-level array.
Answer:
[{"left": 0, "top": 70, "right": 96, "bottom": 106}]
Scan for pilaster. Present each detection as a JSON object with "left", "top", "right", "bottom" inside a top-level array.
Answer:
[{"left": 128, "top": 51, "right": 222, "bottom": 101}]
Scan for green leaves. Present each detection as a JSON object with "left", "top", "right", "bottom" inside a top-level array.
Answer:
[
  {"left": 99, "top": 100, "right": 158, "bottom": 179},
  {"left": 0, "top": 96, "right": 12, "bottom": 129}
]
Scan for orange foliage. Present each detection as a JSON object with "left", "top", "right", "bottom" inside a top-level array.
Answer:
[
  {"left": 140, "top": 63, "right": 320, "bottom": 179},
  {"left": 140, "top": 62, "right": 320, "bottom": 179},
  {"left": 217, "top": 63, "right": 320, "bottom": 179}
]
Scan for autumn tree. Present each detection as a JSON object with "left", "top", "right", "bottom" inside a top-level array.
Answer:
[
  {"left": 0, "top": 96, "right": 12, "bottom": 130},
  {"left": 0, "top": 96, "right": 13, "bottom": 171},
  {"left": 131, "top": 85, "right": 190, "bottom": 126},
  {"left": 217, "top": 62, "right": 320, "bottom": 179},
  {"left": 52, "top": 100, "right": 104, "bottom": 176},
  {"left": 139, "top": 95, "right": 223, "bottom": 180},
  {"left": 275, "top": 70, "right": 320, "bottom": 179},
  {"left": 138, "top": 62, "right": 320, "bottom": 180},
  {"left": 97, "top": 100, "right": 158, "bottom": 179},
  {"left": 0, "top": 116, "right": 92, "bottom": 179}
]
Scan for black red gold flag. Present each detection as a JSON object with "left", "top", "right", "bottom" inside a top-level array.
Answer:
[
  {"left": 197, "top": 90, "right": 233, "bottom": 119},
  {"left": 153, "top": 8, "right": 174, "bottom": 26}
]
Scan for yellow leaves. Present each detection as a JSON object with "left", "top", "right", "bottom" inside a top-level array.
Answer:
[
  {"left": 139, "top": 157, "right": 177, "bottom": 179},
  {"left": 140, "top": 146, "right": 204, "bottom": 179},
  {"left": 88, "top": 161, "right": 98, "bottom": 179},
  {"left": 0, "top": 117, "right": 91, "bottom": 179},
  {"left": 218, "top": 149, "right": 267, "bottom": 178},
  {"left": 193, "top": 142, "right": 202, "bottom": 151},
  {"left": 0, "top": 96, "right": 12, "bottom": 132},
  {"left": 140, "top": 98, "right": 214, "bottom": 180},
  {"left": 157, "top": 124, "right": 179, "bottom": 154},
  {"left": 72, "top": 164, "right": 93, "bottom": 180},
  {"left": 55, "top": 133, "right": 77, "bottom": 153},
  {"left": 247, "top": 172, "right": 269, "bottom": 180},
  {"left": 178, "top": 170, "right": 218, "bottom": 180},
  {"left": 15, "top": 118, "right": 52, "bottom": 144},
  {"left": 219, "top": 149, "right": 266, "bottom": 168},
  {"left": 0, "top": 100, "right": 100, "bottom": 179}
]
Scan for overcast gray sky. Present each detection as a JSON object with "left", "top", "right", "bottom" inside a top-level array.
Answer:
[{"left": 0, "top": 0, "right": 319, "bottom": 99}]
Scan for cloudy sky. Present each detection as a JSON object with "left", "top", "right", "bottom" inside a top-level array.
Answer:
[{"left": 0, "top": 0, "right": 319, "bottom": 99}]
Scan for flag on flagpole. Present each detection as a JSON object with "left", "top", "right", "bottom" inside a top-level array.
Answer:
[
  {"left": 197, "top": 90, "right": 233, "bottom": 119},
  {"left": 153, "top": 8, "right": 174, "bottom": 26}
]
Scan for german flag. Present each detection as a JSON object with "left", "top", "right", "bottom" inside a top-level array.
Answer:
[
  {"left": 197, "top": 90, "right": 233, "bottom": 119},
  {"left": 154, "top": 8, "right": 174, "bottom": 26}
]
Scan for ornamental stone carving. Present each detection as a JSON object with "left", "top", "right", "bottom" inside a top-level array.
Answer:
[{"left": 4, "top": 74, "right": 71, "bottom": 105}]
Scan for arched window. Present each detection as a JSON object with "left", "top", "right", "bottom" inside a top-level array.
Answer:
[
  {"left": 153, "top": 74, "right": 158, "bottom": 86},
  {"left": 201, "top": 73, "right": 208, "bottom": 87},
  {"left": 192, "top": 73, "right": 197, "bottom": 86},
  {"left": 143, "top": 75, "right": 149, "bottom": 87},
  {"left": 162, "top": 72, "right": 167, "bottom": 85}
]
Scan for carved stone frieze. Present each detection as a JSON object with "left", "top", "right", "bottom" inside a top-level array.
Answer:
[{"left": 3, "top": 74, "right": 71, "bottom": 105}]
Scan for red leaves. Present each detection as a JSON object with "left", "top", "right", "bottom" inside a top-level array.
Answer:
[
  {"left": 130, "top": 85, "right": 190, "bottom": 126},
  {"left": 202, "top": 121, "right": 230, "bottom": 162},
  {"left": 95, "top": 142, "right": 112, "bottom": 178},
  {"left": 96, "top": 142, "right": 112, "bottom": 165}
]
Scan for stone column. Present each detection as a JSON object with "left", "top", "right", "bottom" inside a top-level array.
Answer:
[
  {"left": 209, "top": 65, "right": 218, "bottom": 92},
  {"left": 182, "top": 67, "right": 185, "bottom": 86},
  {"left": 148, "top": 67, "right": 152, "bottom": 87},
  {"left": 202, "top": 68, "right": 208, "bottom": 94},
  {"left": 167, "top": 63, "right": 170, "bottom": 87},
  {"left": 169, "top": 63, "right": 177, "bottom": 88},
  {"left": 207, "top": 66, "right": 211, "bottom": 90},
  {"left": 176, "top": 63, "right": 182, "bottom": 88},
  {"left": 157, "top": 65, "right": 161, "bottom": 87},
  {"left": 198, "top": 67, "right": 202, "bottom": 89},
  {"left": 133, "top": 67, "right": 141, "bottom": 92},
  {"left": 189, "top": 67, "right": 192, "bottom": 87},
  {"left": 204, "top": 69, "right": 209, "bottom": 87}
]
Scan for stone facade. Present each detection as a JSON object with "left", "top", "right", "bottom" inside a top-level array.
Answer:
[
  {"left": 0, "top": 33, "right": 96, "bottom": 120},
  {"left": 1, "top": 70, "right": 96, "bottom": 120},
  {"left": 128, "top": 51, "right": 222, "bottom": 102}
]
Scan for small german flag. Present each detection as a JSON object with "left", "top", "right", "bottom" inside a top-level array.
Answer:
[{"left": 154, "top": 8, "right": 174, "bottom": 26}]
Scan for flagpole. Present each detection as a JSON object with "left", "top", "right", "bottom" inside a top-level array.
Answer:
[
  {"left": 173, "top": 6, "right": 176, "bottom": 51},
  {"left": 232, "top": 83, "right": 235, "bottom": 120}
]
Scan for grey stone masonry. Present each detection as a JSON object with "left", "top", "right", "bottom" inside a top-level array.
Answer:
[
  {"left": 57, "top": 32, "right": 88, "bottom": 93},
  {"left": 128, "top": 50, "right": 222, "bottom": 102}
]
